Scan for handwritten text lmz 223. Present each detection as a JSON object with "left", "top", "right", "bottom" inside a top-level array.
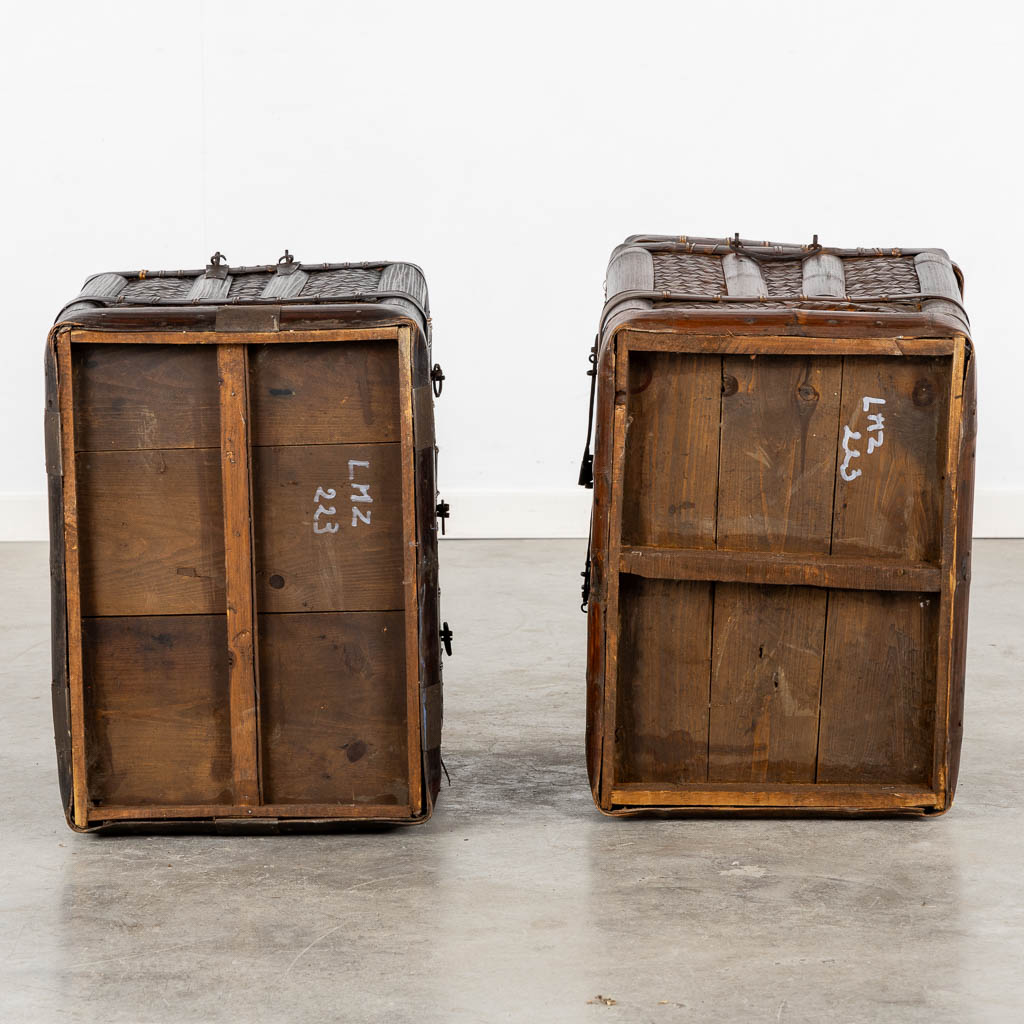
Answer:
[
  {"left": 312, "top": 460, "right": 374, "bottom": 533},
  {"left": 839, "top": 397, "right": 886, "bottom": 482}
]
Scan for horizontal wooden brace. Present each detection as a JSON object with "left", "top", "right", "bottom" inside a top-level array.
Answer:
[
  {"left": 88, "top": 803, "right": 414, "bottom": 822},
  {"left": 68, "top": 327, "right": 401, "bottom": 346},
  {"left": 620, "top": 547, "right": 942, "bottom": 592},
  {"left": 621, "top": 332, "right": 957, "bottom": 357},
  {"left": 610, "top": 783, "right": 938, "bottom": 810}
]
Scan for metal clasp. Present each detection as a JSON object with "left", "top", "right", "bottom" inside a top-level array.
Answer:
[
  {"left": 276, "top": 249, "right": 300, "bottom": 275},
  {"left": 435, "top": 499, "right": 450, "bottom": 535},
  {"left": 439, "top": 622, "right": 453, "bottom": 657},
  {"left": 431, "top": 363, "right": 445, "bottom": 398},
  {"left": 206, "top": 251, "right": 228, "bottom": 279}
]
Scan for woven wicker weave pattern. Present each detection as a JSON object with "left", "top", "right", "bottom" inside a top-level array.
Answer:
[
  {"left": 301, "top": 267, "right": 381, "bottom": 296},
  {"left": 227, "top": 273, "right": 270, "bottom": 299},
  {"left": 653, "top": 254, "right": 725, "bottom": 294},
  {"left": 843, "top": 257, "right": 920, "bottom": 295},
  {"left": 761, "top": 262, "right": 804, "bottom": 296},
  {"left": 120, "top": 277, "right": 197, "bottom": 302}
]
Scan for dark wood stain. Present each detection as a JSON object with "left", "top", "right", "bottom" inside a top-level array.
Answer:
[
  {"left": 588, "top": 314, "right": 972, "bottom": 815},
  {"left": 249, "top": 341, "right": 400, "bottom": 446},
  {"left": 82, "top": 615, "right": 232, "bottom": 806},
  {"left": 53, "top": 318, "right": 441, "bottom": 829},
  {"left": 258, "top": 611, "right": 408, "bottom": 805},
  {"left": 252, "top": 442, "right": 404, "bottom": 612}
]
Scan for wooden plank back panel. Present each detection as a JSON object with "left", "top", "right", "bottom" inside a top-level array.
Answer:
[
  {"left": 258, "top": 611, "right": 409, "bottom": 806},
  {"left": 817, "top": 590, "right": 938, "bottom": 784},
  {"left": 72, "top": 344, "right": 220, "bottom": 451},
  {"left": 76, "top": 449, "right": 226, "bottom": 616},
  {"left": 717, "top": 356, "right": 841, "bottom": 553},
  {"left": 620, "top": 351, "right": 720, "bottom": 548},
  {"left": 832, "top": 357, "right": 949, "bottom": 562},
  {"left": 82, "top": 615, "right": 232, "bottom": 807},
  {"left": 249, "top": 341, "right": 400, "bottom": 446},
  {"left": 252, "top": 442, "right": 404, "bottom": 612},
  {"left": 614, "top": 576, "right": 712, "bottom": 784},
  {"left": 708, "top": 584, "right": 826, "bottom": 783}
]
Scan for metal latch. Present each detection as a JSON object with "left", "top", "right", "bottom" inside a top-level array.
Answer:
[
  {"left": 440, "top": 622, "right": 453, "bottom": 657},
  {"left": 276, "top": 249, "right": 300, "bottom": 275},
  {"left": 431, "top": 363, "right": 445, "bottom": 398},
  {"left": 205, "top": 251, "right": 229, "bottom": 279},
  {"left": 578, "top": 337, "right": 598, "bottom": 489},
  {"left": 435, "top": 499, "right": 450, "bottom": 535},
  {"left": 580, "top": 560, "right": 591, "bottom": 613}
]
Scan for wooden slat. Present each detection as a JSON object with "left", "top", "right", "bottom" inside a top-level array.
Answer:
[
  {"left": 58, "top": 335, "right": 89, "bottom": 828},
  {"left": 620, "top": 333, "right": 956, "bottom": 357},
  {"left": 251, "top": 443, "right": 404, "bottom": 612},
  {"left": 258, "top": 612, "right": 409, "bottom": 806},
  {"left": 609, "top": 783, "right": 938, "bottom": 810},
  {"left": 69, "top": 327, "right": 401, "bottom": 347},
  {"left": 614, "top": 577, "right": 712, "bottom": 784},
  {"left": 717, "top": 356, "right": 841, "bottom": 553},
  {"left": 914, "top": 251, "right": 968, "bottom": 333},
  {"left": 397, "top": 327, "right": 423, "bottom": 817},
  {"left": 817, "top": 590, "right": 938, "bottom": 784},
  {"left": 261, "top": 269, "right": 309, "bottom": 299},
  {"left": 620, "top": 547, "right": 942, "bottom": 592},
  {"left": 72, "top": 344, "right": 220, "bottom": 451},
  {"left": 249, "top": 340, "right": 400, "bottom": 446},
  {"left": 89, "top": 803, "right": 413, "bottom": 822},
  {"left": 217, "top": 345, "right": 260, "bottom": 806},
  {"left": 802, "top": 254, "right": 846, "bottom": 297},
  {"left": 620, "top": 349, "right": 721, "bottom": 547},
  {"left": 76, "top": 449, "right": 226, "bottom": 616},
  {"left": 599, "top": 345, "right": 630, "bottom": 808},
  {"left": 377, "top": 263, "right": 428, "bottom": 326},
  {"left": 708, "top": 584, "right": 825, "bottom": 782},
  {"left": 188, "top": 274, "right": 231, "bottom": 301},
  {"left": 933, "top": 336, "right": 968, "bottom": 802},
  {"left": 605, "top": 245, "right": 656, "bottom": 318},
  {"left": 831, "top": 356, "right": 950, "bottom": 562},
  {"left": 722, "top": 253, "right": 767, "bottom": 296},
  {"left": 82, "top": 615, "right": 232, "bottom": 807}
]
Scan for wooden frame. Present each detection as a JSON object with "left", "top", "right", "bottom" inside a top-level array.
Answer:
[
  {"left": 590, "top": 325, "right": 973, "bottom": 816},
  {"left": 54, "top": 324, "right": 431, "bottom": 828}
]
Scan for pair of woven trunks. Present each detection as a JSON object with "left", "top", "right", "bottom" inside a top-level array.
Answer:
[{"left": 47, "top": 235, "right": 974, "bottom": 830}]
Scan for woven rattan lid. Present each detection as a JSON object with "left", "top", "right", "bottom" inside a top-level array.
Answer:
[
  {"left": 602, "top": 234, "right": 968, "bottom": 339},
  {"left": 56, "top": 252, "right": 429, "bottom": 336}
]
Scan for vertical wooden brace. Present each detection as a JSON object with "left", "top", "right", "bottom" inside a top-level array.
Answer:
[
  {"left": 397, "top": 327, "right": 424, "bottom": 816},
  {"left": 217, "top": 345, "right": 261, "bottom": 806},
  {"left": 57, "top": 334, "right": 89, "bottom": 828},
  {"left": 599, "top": 336, "right": 630, "bottom": 809},
  {"left": 933, "top": 336, "right": 967, "bottom": 804}
]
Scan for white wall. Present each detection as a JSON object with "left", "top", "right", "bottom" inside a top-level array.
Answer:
[{"left": 3, "top": 0, "right": 1020, "bottom": 539}]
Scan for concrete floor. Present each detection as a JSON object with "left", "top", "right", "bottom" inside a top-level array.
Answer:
[{"left": 0, "top": 540, "right": 1022, "bottom": 1023}]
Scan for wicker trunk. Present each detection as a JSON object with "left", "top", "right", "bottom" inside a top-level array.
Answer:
[
  {"left": 582, "top": 234, "right": 975, "bottom": 816},
  {"left": 46, "top": 254, "right": 446, "bottom": 831}
]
